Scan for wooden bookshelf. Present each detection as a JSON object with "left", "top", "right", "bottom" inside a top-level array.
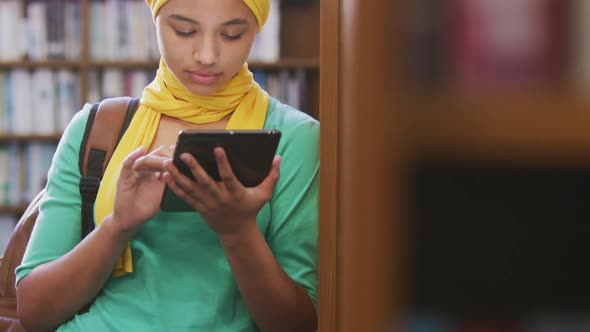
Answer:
[
  {"left": 320, "top": 0, "right": 590, "bottom": 331},
  {"left": 0, "top": 205, "right": 27, "bottom": 216},
  {"left": 0, "top": 134, "right": 62, "bottom": 144},
  {"left": 0, "top": 60, "right": 81, "bottom": 69},
  {"left": 407, "top": 91, "right": 590, "bottom": 165}
]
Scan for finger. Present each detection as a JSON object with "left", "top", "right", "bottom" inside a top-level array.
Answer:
[
  {"left": 162, "top": 172, "right": 206, "bottom": 211},
  {"left": 258, "top": 155, "right": 281, "bottom": 194},
  {"left": 144, "top": 144, "right": 175, "bottom": 158},
  {"left": 121, "top": 146, "right": 146, "bottom": 176},
  {"left": 180, "top": 153, "right": 215, "bottom": 188},
  {"left": 214, "top": 147, "right": 240, "bottom": 193},
  {"left": 163, "top": 158, "right": 203, "bottom": 197},
  {"left": 133, "top": 155, "right": 169, "bottom": 172}
]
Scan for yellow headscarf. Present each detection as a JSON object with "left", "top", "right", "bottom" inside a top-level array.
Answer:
[
  {"left": 146, "top": 0, "right": 269, "bottom": 31},
  {"left": 95, "top": 0, "right": 271, "bottom": 276}
]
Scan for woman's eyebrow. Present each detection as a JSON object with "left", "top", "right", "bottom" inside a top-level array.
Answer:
[
  {"left": 168, "top": 14, "right": 197, "bottom": 24},
  {"left": 222, "top": 18, "right": 249, "bottom": 26},
  {"left": 168, "top": 14, "right": 249, "bottom": 27}
]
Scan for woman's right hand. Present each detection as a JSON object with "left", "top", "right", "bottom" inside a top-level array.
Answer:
[{"left": 112, "top": 145, "right": 173, "bottom": 233}]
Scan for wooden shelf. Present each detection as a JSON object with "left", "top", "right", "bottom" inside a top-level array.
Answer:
[
  {"left": 407, "top": 91, "right": 590, "bottom": 165},
  {"left": 0, "top": 205, "right": 26, "bottom": 215},
  {"left": 0, "top": 60, "right": 81, "bottom": 69},
  {"left": 88, "top": 60, "right": 159, "bottom": 69},
  {"left": 249, "top": 57, "right": 320, "bottom": 69},
  {"left": 0, "top": 134, "right": 62, "bottom": 143}
]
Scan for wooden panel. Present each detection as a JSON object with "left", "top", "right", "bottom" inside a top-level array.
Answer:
[
  {"left": 408, "top": 92, "right": 590, "bottom": 166},
  {"left": 0, "top": 61, "right": 80, "bottom": 69},
  {"left": 0, "top": 135, "right": 61, "bottom": 143},
  {"left": 318, "top": 0, "right": 339, "bottom": 329},
  {"left": 79, "top": 0, "right": 90, "bottom": 106},
  {"left": 281, "top": 0, "right": 320, "bottom": 58},
  {"left": 305, "top": 69, "right": 320, "bottom": 120},
  {"left": 338, "top": 0, "right": 406, "bottom": 331}
]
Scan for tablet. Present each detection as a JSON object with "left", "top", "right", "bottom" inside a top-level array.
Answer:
[{"left": 160, "top": 129, "right": 282, "bottom": 212}]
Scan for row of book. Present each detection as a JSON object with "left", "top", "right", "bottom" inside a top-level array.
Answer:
[
  {"left": 90, "top": 0, "right": 159, "bottom": 61},
  {"left": 0, "top": 0, "right": 281, "bottom": 62},
  {"left": 0, "top": 0, "right": 81, "bottom": 61},
  {"left": 0, "top": 143, "right": 55, "bottom": 207},
  {"left": 254, "top": 69, "right": 308, "bottom": 112},
  {"left": 402, "top": 314, "right": 590, "bottom": 332},
  {"left": 0, "top": 215, "right": 16, "bottom": 253},
  {"left": 0, "top": 69, "right": 79, "bottom": 135},
  {"left": 0, "top": 142, "right": 56, "bottom": 252},
  {"left": 404, "top": 0, "right": 590, "bottom": 90}
]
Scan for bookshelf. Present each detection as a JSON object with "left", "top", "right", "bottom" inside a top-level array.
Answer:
[
  {"left": 320, "top": 0, "right": 590, "bottom": 331},
  {"left": 0, "top": 0, "right": 320, "bottom": 218}
]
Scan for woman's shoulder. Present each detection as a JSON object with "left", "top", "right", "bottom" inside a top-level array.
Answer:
[{"left": 264, "top": 97, "right": 319, "bottom": 134}]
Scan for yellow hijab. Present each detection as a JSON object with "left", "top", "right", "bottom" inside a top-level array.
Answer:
[{"left": 95, "top": 0, "right": 271, "bottom": 276}]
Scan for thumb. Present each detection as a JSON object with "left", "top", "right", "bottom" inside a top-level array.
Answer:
[{"left": 258, "top": 155, "right": 281, "bottom": 193}]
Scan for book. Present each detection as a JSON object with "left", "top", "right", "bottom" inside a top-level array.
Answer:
[
  {"left": 46, "top": 0, "right": 66, "bottom": 59},
  {"left": 450, "top": 0, "right": 565, "bottom": 90},
  {"left": 31, "top": 69, "right": 56, "bottom": 135},
  {"left": 0, "top": 0, "right": 26, "bottom": 61},
  {"left": 56, "top": 69, "right": 78, "bottom": 132},
  {"left": 26, "top": 0, "right": 48, "bottom": 60},
  {"left": 0, "top": 215, "right": 16, "bottom": 254},
  {"left": 65, "top": 0, "right": 81, "bottom": 60},
  {"left": 10, "top": 70, "right": 33, "bottom": 135},
  {"left": 249, "top": 0, "right": 281, "bottom": 62}
]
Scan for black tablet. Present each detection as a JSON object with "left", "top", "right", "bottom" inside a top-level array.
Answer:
[{"left": 160, "top": 129, "right": 282, "bottom": 212}]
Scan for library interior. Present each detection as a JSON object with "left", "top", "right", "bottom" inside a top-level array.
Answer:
[{"left": 1, "top": 0, "right": 590, "bottom": 331}]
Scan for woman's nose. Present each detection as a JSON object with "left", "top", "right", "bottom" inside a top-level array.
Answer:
[{"left": 193, "top": 36, "right": 218, "bottom": 65}]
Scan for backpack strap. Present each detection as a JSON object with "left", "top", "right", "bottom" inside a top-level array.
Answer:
[{"left": 78, "top": 97, "right": 140, "bottom": 238}]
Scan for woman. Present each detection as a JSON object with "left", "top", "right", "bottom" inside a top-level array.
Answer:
[{"left": 15, "top": 0, "right": 319, "bottom": 331}]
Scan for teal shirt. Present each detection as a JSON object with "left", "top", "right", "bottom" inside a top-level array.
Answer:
[{"left": 16, "top": 98, "right": 319, "bottom": 331}]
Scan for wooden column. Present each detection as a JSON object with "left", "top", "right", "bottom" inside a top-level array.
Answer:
[{"left": 320, "top": 0, "right": 407, "bottom": 331}]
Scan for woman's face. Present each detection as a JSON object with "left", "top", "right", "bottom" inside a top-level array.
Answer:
[{"left": 155, "top": 0, "right": 258, "bottom": 96}]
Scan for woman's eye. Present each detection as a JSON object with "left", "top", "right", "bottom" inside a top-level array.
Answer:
[
  {"left": 222, "top": 33, "right": 243, "bottom": 41},
  {"left": 175, "top": 30, "right": 195, "bottom": 37}
]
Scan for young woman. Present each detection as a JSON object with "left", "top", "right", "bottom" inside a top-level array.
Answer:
[{"left": 15, "top": 0, "right": 319, "bottom": 331}]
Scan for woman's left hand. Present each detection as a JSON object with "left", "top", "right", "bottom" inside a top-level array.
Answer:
[{"left": 163, "top": 147, "right": 280, "bottom": 236}]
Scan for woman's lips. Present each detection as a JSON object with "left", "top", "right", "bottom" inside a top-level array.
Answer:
[{"left": 188, "top": 71, "right": 221, "bottom": 85}]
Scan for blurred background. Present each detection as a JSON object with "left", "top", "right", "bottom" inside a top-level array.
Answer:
[
  {"left": 400, "top": 0, "right": 590, "bottom": 331},
  {"left": 3, "top": 0, "right": 590, "bottom": 331}
]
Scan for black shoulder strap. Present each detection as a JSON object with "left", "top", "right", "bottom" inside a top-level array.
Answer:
[{"left": 78, "top": 97, "right": 140, "bottom": 239}]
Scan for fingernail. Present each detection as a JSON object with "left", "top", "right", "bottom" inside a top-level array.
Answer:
[{"left": 181, "top": 154, "right": 190, "bottom": 163}]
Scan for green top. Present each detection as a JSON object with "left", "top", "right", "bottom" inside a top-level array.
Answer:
[{"left": 16, "top": 98, "right": 319, "bottom": 332}]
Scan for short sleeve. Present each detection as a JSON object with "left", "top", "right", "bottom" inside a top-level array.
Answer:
[
  {"left": 265, "top": 103, "right": 320, "bottom": 309},
  {"left": 15, "top": 105, "right": 93, "bottom": 285}
]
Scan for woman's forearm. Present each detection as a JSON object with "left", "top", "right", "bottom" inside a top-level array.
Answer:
[
  {"left": 219, "top": 222, "right": 317, "bottom": 332},
  {"left": 17, "top": 215, "right": 132, "bottom": 332}
]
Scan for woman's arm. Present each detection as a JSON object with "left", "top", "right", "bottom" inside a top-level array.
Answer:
[
  {"left": 219, "top": 222, "right": 317, "bottom": 332},
  {"left": 18, "top": 146, "right": 169, "bottom": 332},
  {"left": 16, "top": 215, "right": 132, "bottom": 332}
]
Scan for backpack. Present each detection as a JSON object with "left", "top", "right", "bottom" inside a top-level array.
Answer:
[{"left": 0, "top": 97, "right": 139, "bottom": 331}]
